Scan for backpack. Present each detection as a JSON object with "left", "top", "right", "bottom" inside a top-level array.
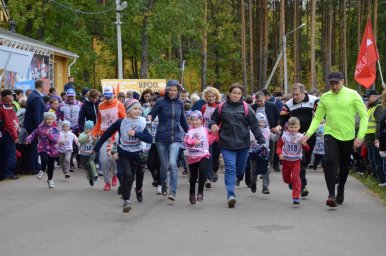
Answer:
[{"left": 217, "top": 101, "right": 249, "bottom": 117}]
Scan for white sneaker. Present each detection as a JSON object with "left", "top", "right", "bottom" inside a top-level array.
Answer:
[
  {"left": 36, "top": 171, "right": 45, "bottom": 180},
  {"left": 47, "top": 180, "right": 55, "bottom": 189},
  {"left": 156, "top": 185, "right": 162, "bottom": 195}
]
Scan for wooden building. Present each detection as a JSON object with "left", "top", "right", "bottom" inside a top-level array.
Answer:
[{"left": 0, "top": 27, "right": 78, "bottom": 93}]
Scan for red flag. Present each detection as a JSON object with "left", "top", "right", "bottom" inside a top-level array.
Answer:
[{"left": 354, "top": 19, "right": 379, "bottom": 88}]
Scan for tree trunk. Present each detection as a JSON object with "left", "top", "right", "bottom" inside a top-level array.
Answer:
[
  {"left": 310, "top": 0, "right": 316, "bottom": 88},
  {"left": 201, "top": 0, "right": 208, "bottom": 90},
  {"left": 241, "top": 0, "right": 248, "bottom": 89},
  {"left": 249, "top": 0, "right": 254, "bottom": 93},
  {"left": 294, "top": 0, "right": 298, "bottom": 83},
  {"left": 261, "top": 0, "right": 268, "bottom": 89},
  {"left": 279, "top": 0, "right": 285, "bottom": 92},
  {"left": 140, "top": 0, "right": 155, "bottom": 79}
]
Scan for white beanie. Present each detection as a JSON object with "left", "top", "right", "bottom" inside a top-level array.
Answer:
[
  {"left": 61, "top": 120, "right": 71, "bottom": 128},
  {"left": 43, "top": 112, "right": 56, "bottom": 121}
]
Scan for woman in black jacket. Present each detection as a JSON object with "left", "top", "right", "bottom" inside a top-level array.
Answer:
[
  {"left": 78, "top": 90, "right": 101, "bottom": 133},
  {"left": 209, "top": 83, "right": 265, "bottom": 208}
]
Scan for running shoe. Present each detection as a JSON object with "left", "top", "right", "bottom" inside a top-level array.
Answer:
[
  {"left": 189, "top": 194, "right": 196, "bottom": 204},
  {"left": 326, "top": 197, "right": 337, "bottom": 207},
  {"left": 47, "top": 179, "right": 55, "bottom": 189},
  {"left": 262, "top": 186, "right": 270, "bottom": 194},
  {"left": 212, "top": 172, "right": 218, "bottom": 182},
  {"left": 293, "top": 198, "right": 300, "bottom": 204},
  {"left": 156, "top": 185, "right": 162, "bottom": 195},
  {"left": 168, "top": 194, "right": 175, "bottom": 201},
  {"left": 205, "top": 180, "right": 212, "bottom": 188},
  {"left": 103, "top": 183, "right": 111, "bottom": 191},
  {"left": 228, "top": 196, "right": 236, "bottom": 208},
  {"left": 36, "top": 171, "right": 45, "bottom": 180},
  {"left": 301, "top": 187, "right": 309, "bottom": 197},
  {"left": 136, "top": 189, "right": 143, "bottom": 202},
  {"left": 111, "top": 175, "right": 118, "bottom": 186},
  {"left": 122, "top": 200, "right": 132, "bottom": 213},
  {"left": 161, "top": 183, "right": 168, "bottom": 196},
  {"left": 197, "top": 193, "right": 204, "bottom": 202}
]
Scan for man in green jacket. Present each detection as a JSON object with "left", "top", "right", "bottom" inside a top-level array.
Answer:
[{"left": 303, "top": 71, "right": 368, "bottom": 207}]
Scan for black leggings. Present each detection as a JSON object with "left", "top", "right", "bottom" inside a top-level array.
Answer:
[
  {"left": 40, "top": 152, "right": 55, "bottom": 180},
  {"left": 189, "top": 158, "right": 209, "bottom": 195},
  {"left": 147, "top": 144, "right": 161, "bottom": 185},
  {"left": 324, "top": 135, "right": 354, "bottom": 197},
  {"left": 119, "top": 154, "right": 142, "bottom": 201}
]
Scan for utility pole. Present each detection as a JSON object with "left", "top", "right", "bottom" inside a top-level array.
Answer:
[{"left": 116, "top": 0, "right": 127, "bottom": 79}]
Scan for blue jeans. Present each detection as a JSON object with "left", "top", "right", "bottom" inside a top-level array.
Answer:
[
  {"left": 156, "top": 142, "right": 181, "bottom": 196},
  {"left": 221, "top": 148, "right": 250, "bottom": 199},
  {"left": 367, "top": 144, "right": 383, "bottom": 183}
]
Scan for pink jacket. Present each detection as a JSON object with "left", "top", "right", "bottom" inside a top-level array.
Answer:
[{"left": 184, "top": 126, "right": 216, "bottom": 164}]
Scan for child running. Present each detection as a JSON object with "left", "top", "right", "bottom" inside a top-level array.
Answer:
[
  {"left": 93, "top": 99, "right": 152, "bottom": 213},
  {"left": 276, "top": 117, "right": 310, "bottom": 204},
  {"left": 26, "top": 112, "right": 60, "bottom": 188},
  {"left": 184, "top": 110, "right": 216, "bottom": 204},
  {"left": 250, "top": 113, "right": 279, "bottom": 194},
  {"left": 78, "top": 120, "right": 98, "bottom": 186},
  {"left": 312, "top": 120, "right": 325, "bottom": 169},
  {"left": 58, "top": 120, "right": 79, "bottom": 179}
]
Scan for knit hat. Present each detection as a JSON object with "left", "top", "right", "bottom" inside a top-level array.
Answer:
[
  {"left": 256, "top": 113, "right": 267, "bottom": 123},
  {"left": 85, "top": 120, "right": 94, "bottom": 130},
  {"left": 43, "top": 112, "right": 56, "bottom": 121},
  {"left": 61, "top": 120, "right": 71, "bottom": 128},
  {"left": 124, "top": 98, "right": 141, "bottom": 113},
  {"left": 190, "top": 110, "right": 202, "bottom": 119},
  {"left": 66, "top": 89, "right": 76, "bottom": 97}
]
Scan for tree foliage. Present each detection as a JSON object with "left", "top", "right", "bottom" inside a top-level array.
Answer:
[{"left": 2, "top": 0, "right": 385, "bottom": 93}]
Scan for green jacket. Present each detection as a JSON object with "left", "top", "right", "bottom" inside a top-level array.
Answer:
[{"left": 306, "top": 86, "right": 368, "bottom": 141}]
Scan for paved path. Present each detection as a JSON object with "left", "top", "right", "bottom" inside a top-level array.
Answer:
[{"left": 0, "top": 167, "right": 385, "bottom": 256}]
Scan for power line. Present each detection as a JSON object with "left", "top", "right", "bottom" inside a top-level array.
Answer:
[{"left": 48, "top": 0, "right": 116, "bottom": 15}]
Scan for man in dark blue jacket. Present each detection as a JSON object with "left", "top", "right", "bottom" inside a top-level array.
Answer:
[{"left": 24, "top": 79, "right": 45, "bottom": 174}]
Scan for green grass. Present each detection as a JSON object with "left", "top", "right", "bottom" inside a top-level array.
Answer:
[{"left": 351, "top": 171, "right": 386, "bottom": 204}]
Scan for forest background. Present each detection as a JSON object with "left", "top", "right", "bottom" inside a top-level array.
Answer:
[{"left": 2, "top": 0, "right": 385, "bottom": 94}]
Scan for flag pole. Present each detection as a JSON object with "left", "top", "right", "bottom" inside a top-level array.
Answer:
[{"left": 378, "top": 60, "right": 385, "bottom": 85}]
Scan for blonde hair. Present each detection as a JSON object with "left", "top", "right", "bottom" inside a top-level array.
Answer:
[
  {"left": 288, "top": 117, "right": 300, "bottom": 126},
  {"left": 202, "top": 86, "right": 221, "bottom": 102}
]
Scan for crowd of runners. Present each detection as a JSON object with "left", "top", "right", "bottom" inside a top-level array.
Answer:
[{"left": 1, "top": 71, "right": 386, "bottom": 213}]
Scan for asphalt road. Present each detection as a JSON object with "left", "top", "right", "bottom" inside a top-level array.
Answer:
[{"left": 0, "top": 167, "right": 385, "bottom": 256}]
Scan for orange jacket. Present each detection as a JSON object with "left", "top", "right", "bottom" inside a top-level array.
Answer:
[{"left": 92, "top": 98, "right": 126, "bottom": 137}]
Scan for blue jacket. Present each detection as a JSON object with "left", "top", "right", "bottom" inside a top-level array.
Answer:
[
  {"left": 149, "top": 97, "right": 189, "bottom": 143},
  {"left": 24, "top": 90, "right": 45, "bottom": 134}
]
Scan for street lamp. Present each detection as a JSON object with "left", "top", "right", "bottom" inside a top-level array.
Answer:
[
  {"left": 283, "top": 23, "right": 305, "bottom": 94},
  {"left": 116, "top": 0, "right": 127, "bottom": 79}
]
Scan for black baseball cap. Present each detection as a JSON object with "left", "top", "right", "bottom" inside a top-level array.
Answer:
[
  {"left": 328, "top": 72, "right": 344, "bottom": 82},
  {"left": 364, "top": 89, "right": 379, "bottom": 97}
]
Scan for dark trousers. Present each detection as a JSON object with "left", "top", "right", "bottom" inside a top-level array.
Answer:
[
  {"left": 189, "top": 158, "right": 209, "bottom": 195},
  {"left": 119, "top": 154, "right": 142, "bottom": 201},
  {"left": 177, "top": 148, "right": 187, "bottom": 170},
  {"left": 0, "top": 132, "right": 16, "bottom": 178},
  {"left": 70, "top": 142, "right": 80, "bottom": 169},
  {"left": 324, "top": 135, "right": 353, "bottom": 197},
  {"left": 16, "top": 144, "right": 28, "bottom": 174},
  {"left": 40, "top": 152, "right": 55, "bottom": 180},
  {"left": 313, "top": 153, "right": 325, "bottom": 168},
  {"left": 301, "top": 135, "right": 316, "bottom": 189},
  {"left": 147, "top": 143, "right": 161, "bottom": 185},
  {"left": 25, "top": 139, "right": 40, "bottom": 173},
  {"left": 207, "top": 142, "right": 221, "bottom": 179},
  {"left": 237, "top": 156, "right": 251, "bottom": 185}
]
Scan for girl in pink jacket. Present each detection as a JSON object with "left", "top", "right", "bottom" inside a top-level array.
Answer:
[{"left": 184, "top": 111, "right": 216, "bottom": 204}]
